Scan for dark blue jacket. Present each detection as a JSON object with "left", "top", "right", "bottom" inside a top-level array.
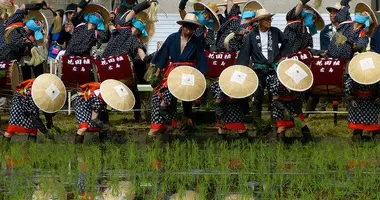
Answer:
[
  {"left": 320, "top": 23, "right": 333, "bottom": 50},
  {"left": 371, "top": 25, "right": 380, "bottom": 54}
]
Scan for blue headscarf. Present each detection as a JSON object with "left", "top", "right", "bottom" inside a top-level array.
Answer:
[
  {"left": 354, "top": 13, "right": 371, "bottom": 31},
  {"left": 84, "top": 13, "right": 105, "bottom": 31},
  {"left": 25, "top": 18, "right": 43, "bottom": 41},
  {"left": 301, "top": 10, "right": 317, "bottom": 35},
  {"left": 241, "top": 11, "right": 256, "bottom": 19},
  {"left": 192, "top": 11, "right": 215, "bottom": 31},
  {"left": 132, "top": 18, "right": 148, "bottom": 37}
]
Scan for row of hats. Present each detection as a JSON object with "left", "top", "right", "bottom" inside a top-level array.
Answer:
[
  {"left": 33, "top": 51, "right": 380, "bottom": 114},
  {"left": 32, "top": 74, "right": 136, "bottom": 113},
  {"left": 180, "top": 0, "right": 378, "bottom": 38}
]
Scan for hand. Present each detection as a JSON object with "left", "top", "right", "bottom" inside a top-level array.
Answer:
[
  {"left": 65, "top": 24, "right": 74, "bottom": 32},
  {"left": 350, "top": 100, "right": 358, "bottom": 108}
]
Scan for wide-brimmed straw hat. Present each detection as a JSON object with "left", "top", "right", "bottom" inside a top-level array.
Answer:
[
  {"left": 217, "top": 0, "right": 247, "bottom": 6},
  {"left": 348, "top": 52, "right": 380, "bottom": 85},
  {"left": 24, "top": 10, "right": 49, "bottom": 42},
  {"left": 84, "top": 4, "right": 110, "bottom": 31},
  {"left": 277, "top": 59, "right": 314, "bottom": 92},
  {"left": 170, "top": 190, "right": 200, "bottom": 200},
  {"left": 253, "top": 8, "right": 275, "bottom": 21},
  {"left": 32, "top": 180, "right": 67, "bottom": 200},
  {"left": 242, "top": 0, "right": 263, "bottom": 12},
  {"left": 326, "top": 2, "right": 342, "bottom": 13},
  {"left": 101, "top": 181, "right": 135, "bottom": 200},
  {"left": 121, "top": 10, "right": 155, "bottom": 44},
  {"left": 304, "top": 4, "right": 325, "bottom": 30},
  {"left": 167, "top": 66, "right": 206, "bottom": 102},
  {"left": 100, "top": 79, "right": 135, "bottom": 111},
  {"left": 194, "top": 2, "right": 221, "bottom": 31},
  {"left": 177, "top": 13, "right": 201, "bottom": 27},
  {"left": 31, "top": 74, "right": 67, "bottom": 113},
  {"left": 224, "top": 193, "right": 255, "bottom": 200},
  {"left": 355, "top": 2, "right": 378, "bottom": 37},
  {"left": 219, "top": 65, "right": 259, "bottom": 99}
]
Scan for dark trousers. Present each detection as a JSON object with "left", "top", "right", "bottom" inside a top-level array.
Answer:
[
  {"left": 130, "top": 59, "right": 148, "bottom": 119},
  {"left": 253, "top": 70, "right": 274, "bottom": 118},
  {"left": 182, "top": 101, "right": 192, "bottom": 119}
]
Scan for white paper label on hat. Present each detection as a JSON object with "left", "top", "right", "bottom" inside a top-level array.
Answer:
[
  {"left": 285, "top": 64, "right": 308, "bottom": 84},
  {"left": 181, "top": 74, "right": 195, "bottom": 86},
  {"left": 230, "top": 71, "right": 247, "bottom": 84},
  {"left": 45, "top": 84, "right": 60, "bottom": 101},
  {"left": 113, "top": 85, "right": 128, "bottom": 97},
  {"left": 359, "top": 57, "right": 375, "bottom": 71}
]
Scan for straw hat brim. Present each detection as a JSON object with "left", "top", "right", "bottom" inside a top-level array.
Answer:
[
  {"left": 277, "top": 59, "right": 314, "bottom": 92},
  {"left": 100, "top": 79, "right": 135, "bottom": 111},
  {"left": 127, "top": 11, "right": 155, "bottom": 44},
  {"left": 176, "top": 19, "right": 201, "bottom": 27},
  {"left": 219, "top": 65, "right": 259, "bottom": 99},
  {"left": 170, "top": 190, "right": 199, "bottom": 200},
  {"left": 326, "top": 6, "right": 340, "bottom": 13},
  {"left": 167, "top": 66, "right": 206, "bottom": 102},
  {"left": 84, "top": 4, "right": 110, "bottom": 31},
  {"left": 304, "top": 5, "right": 325, "bottom": 30},
  {"left": 193, "top": 2, "right": 221, "bottom": 32},
  {"left": 254, "top": 13, "right": 275, "bottom": 22},
  {"left": 31, "top": 74, "right": 67, "bottom": 113},
  {"left": 242, "top": 0, "right": 264, "bottom": 12},
  {"left": 25, "top": 10, "right": 49, "bottom": 42},
  {"left": 355, "top": 2, "right": 378, "bottom": 37},
  {"left": 348, "top": 52, "right": 380, "bottom": 85}
]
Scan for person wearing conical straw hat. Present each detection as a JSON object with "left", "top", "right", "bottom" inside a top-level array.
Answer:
[
  {"left": 147, "top": 13, "right": 207, "bottom": 137},
  {"left": 63, "top": 6, "right": 108, "bottom": 57},
  {"left": 0, "top": 1, "right": 50, "bottom": 62},
  {"left": 266, "top": 60, "right": 313, "bottom": 142},
  {"left": 102, "top": 2, "right": 156, "bottom": 121},
  {"left": 178, "top": 0, "right": 220, "bottom": 50},
  {"left": 282, "top": 0, "right": 325, "bottom": 56},
  {"left": 305, "top": 2, "right": 341, "bottom": 117},
  {"left": 72, "top": 82, "right": 110, "bottom": 144},
  {"left": 214, "top": 0, "right": 244, "bottom": 52},
  {"left": 326, "top": 0, "right": 374, "bottom": 60},
  {"left": 223, "top": 0, "right": 264, "bottom": 52},
  {"left": 210, "top": 65, "right": 258, "bottom": 138},
  {"left": 236, "top": 8, "right": 288, "bottom": 119},
  {"left": 344, "top": 52, "right": 380, "bottom": 141},
  {"left": 2, "top": 79, "right": 52, "bottom": 143}
]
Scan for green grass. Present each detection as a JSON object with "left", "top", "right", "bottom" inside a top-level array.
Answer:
[{"left": 1, "top": 104, "right": 380, "bottom": 199}]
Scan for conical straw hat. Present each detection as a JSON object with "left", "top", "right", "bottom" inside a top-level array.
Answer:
[
  {"left": 348, "top": 52, "right": 380, "bottom": 85},
  {"left": 219, "top": 65, "right": 258, "bottom": 99},
  {"left": 167, "top": 66, "right": 206, "bottom": 102},
  {"left": 224, "top": 193, "right": 255, "bottom": 200},
  {"left": 101, "top": 181, "right": 135, "bottom": 200},
  {"left": 355, "top": 2, "right": 378, "bottom": 37},
  {"left": 32, "top": 180, "right": 67, "bottom": 200},
  {"left": 31, "top": 74, "right": 66, "bottom": 113},
  {"left": 277, "top": 59, "right": 314, "bottom": 92},
  {"left": 100, "top": 79, "right": 135, "bottom": 111},
  {"left": 170, "top": 190, "right": 200, "bottom": 200}
]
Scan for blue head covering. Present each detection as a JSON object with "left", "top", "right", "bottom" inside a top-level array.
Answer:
[
  {"left": 354, "top": 13, "right": 371, "bottom": 31},
  {"left": 132, "top": 18, "right": 148, "bottom": 37},
  {"left": 241, "top": 11, "right": 256, "bottom": 19},
  {"left": 301, "top": 10, "right": 317, "bottom": 35},
  {"left": 84, "top": 13, "right": 105, "bottom": 31},
  {"left": 25, "top": 18, "right": 43, "bottom": 41},
  {"left": 192, "top": 11, "right": 215, "bottom": 31}
]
